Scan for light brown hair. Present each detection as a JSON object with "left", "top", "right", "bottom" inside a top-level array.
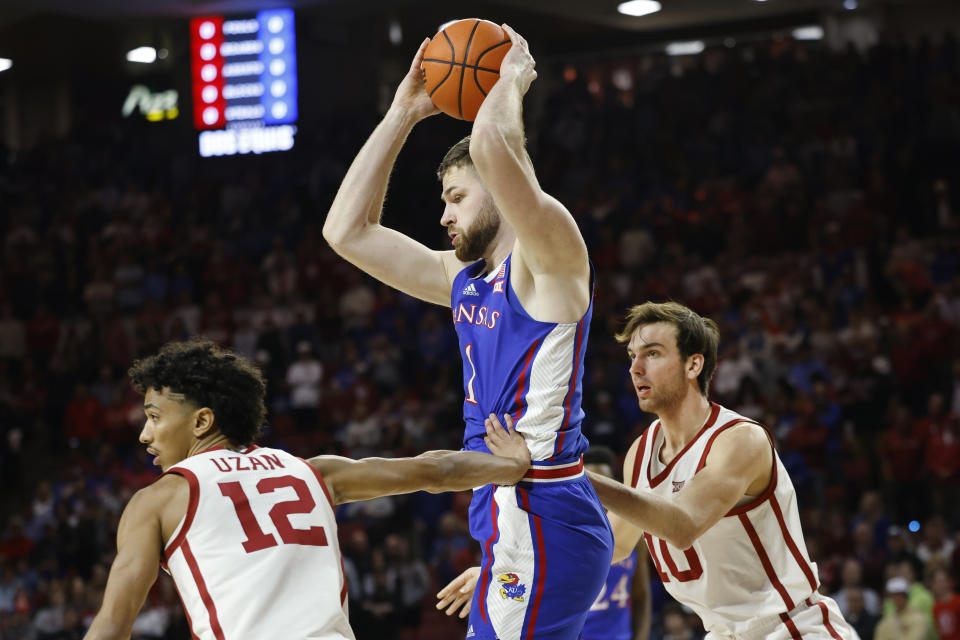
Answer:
[
  {"left": 436, "top": 135, "right": 473, "bottom": 181},
  {"left": 615, "top": 301, "right": 720, "bottom": 396}
]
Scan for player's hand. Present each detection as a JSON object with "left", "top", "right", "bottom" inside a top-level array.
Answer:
[
  {"left": 436, "top": 566, "right": 480, "bottom": 618},
  {"left": 392, "top": 38, "right": 440, "bottom": 121},
  {"left": 485, "top": 413, "right": 530, "bottom": 469},
  {"left": 498, "top": 24, "right": 537, "bottom": 95}
]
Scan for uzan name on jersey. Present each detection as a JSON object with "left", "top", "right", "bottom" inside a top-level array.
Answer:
[
  {"left": 208, "top": 453, "right": 286, "bottom": 473},
  {"left": 453, "top": 303, "right": 500, "bottom": 330}
]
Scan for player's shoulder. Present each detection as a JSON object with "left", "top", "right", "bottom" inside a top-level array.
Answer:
[
  {"left": 146, "top": 471, "right": 189, "bottom": 499},
  {"left": 124, "top": 472, "right": 187, "bottom": 517},
  {"left": 704, "top": 418, "right": 772, "bottom": 469},
  {"left": 622, "top": 423, "right": 656, "bottom": 484},
  {"left": 712, "top": 404, "right": 769, "bottom": 438},
  {"left": 440, "top": 250, "right": 472, "bottom": 284}
]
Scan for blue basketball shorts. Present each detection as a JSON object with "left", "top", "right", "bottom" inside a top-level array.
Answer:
[{"left": 466, "top": 459, "right": 614, "bottom": 640}]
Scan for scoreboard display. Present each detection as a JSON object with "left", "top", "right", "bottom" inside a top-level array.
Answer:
[{"left": 189, "top": 9, "right": 298, "bottom": 157}]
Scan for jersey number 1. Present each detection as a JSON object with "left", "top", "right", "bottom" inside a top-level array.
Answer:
[{"left": 219, "top": 475, "right": 328, "bottom": 553}]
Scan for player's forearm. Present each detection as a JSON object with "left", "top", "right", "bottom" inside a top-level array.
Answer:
[
  {"left": 610, "top": 512, "right": 642, "bottom": 563},
  {"left": 428, "top": 450, "right": 529, "bottom": 491},
  {"left": 471, "top": 75, "right": 526, "bottom": 161},
  {"left": 83, "top": 614, "right": 134, "bottom": 640},
  {"left": 323, "top": 107, "right": 417, "bottom": 245},
  {"left": 587, "top": 471, "right": 698, "bottom": 550}
]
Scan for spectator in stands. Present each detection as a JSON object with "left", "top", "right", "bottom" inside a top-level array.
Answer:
[
  {"left": 384, "top": 534, "right": 430, "bottom": 635},
  {"left": 660, "top": 604, "right": 698, "bottom": 640},
  {"left": 880, "top": 404, "right": 929, "bottom": 522},
  {"left": 833, "top": 558, "right": 881, "bottom": 618},
  {"left": 286, "top": 340, "right": 323, "bottom": 431},
  {"left": 932, "top": 567, "right": 960, "bottom": 640},
  {"left": 918, "top": 515, "right": 957, "bottom": 569},
  {"left": 875, "top": 577, "right": 931, "bottom": 640},
  {"left": 843, "top": 587, "right": 879, "bottom": 640}
]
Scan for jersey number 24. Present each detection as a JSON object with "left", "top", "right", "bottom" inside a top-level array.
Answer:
[{"left": 590, "top": 574, "right": 631, "bottom": 611}]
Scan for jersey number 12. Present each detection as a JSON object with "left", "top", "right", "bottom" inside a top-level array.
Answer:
[{"left": 219, "top": 475, "right": 328, "bottom": 553}]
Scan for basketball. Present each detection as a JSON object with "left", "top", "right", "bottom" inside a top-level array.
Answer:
[{"left": 421, "top": 19, "right": 512, "bottom": 121}]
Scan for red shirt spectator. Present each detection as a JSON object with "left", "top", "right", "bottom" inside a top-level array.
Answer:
[
  {"left": 63, "top": 384, "right": 103, "bottom": 441},
  {"left": 918, "top": 394, "right": 960, "bottom": 481},
  {"left": 0, "top": 520, "right": 33, "bottom": 562},
  {"left": 880, "top": 405, "right": 927, "bottom": 484},
  {"left": 932, "top": 568, "right": 960, "bottom": 640},
  {"left": 25, "top": 303, "right": 61, "bottom": 360}
]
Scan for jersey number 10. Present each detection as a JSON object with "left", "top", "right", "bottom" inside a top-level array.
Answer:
[
  {"left": 219, "top": 475, "right": 329, "bottom": 553},
  {"left": 644, "top": 533, "right": 703, "bottom": 582}
]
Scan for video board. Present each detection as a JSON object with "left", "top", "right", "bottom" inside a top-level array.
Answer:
[{"left": 189, "top": 9, "right": 298, "bottom": 157}]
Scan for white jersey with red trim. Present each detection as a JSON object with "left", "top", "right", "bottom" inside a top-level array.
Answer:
[
  {"left": 162, "top": 446, "right": 354, "bottom": 640},
  {"left": 630, "top": 403, "right": 838, "bottom": 637}
]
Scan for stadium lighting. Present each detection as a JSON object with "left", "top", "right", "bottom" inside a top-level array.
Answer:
[
  {"left": 389, "top": 19, "right": 402, "bottom": 45},
  {"left": 126, "top": 46, "right": 157, "bottom": 64},
  {"left": 617, "top": 1, "right": 661, "bottom": 17},
  {"left": 666, "top": 40, "right": 705, "bottom": 56},
  {"left": 792, "top": 25, "right": 824, "bottom": 40},
  {"left": 843, "top": 0, "right": 858, "bottom": 9},
  {"left": 0, "top": 58, "right": 11, "bottom": 72}
]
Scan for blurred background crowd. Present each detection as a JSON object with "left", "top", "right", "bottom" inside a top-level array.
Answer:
[{"left": 2, "top": 7, "right": 960, "bottom": 640}]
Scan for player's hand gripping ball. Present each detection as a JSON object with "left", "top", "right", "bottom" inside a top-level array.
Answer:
[{"left": 420, "top": 19, "right": 512, "bottom": 121}]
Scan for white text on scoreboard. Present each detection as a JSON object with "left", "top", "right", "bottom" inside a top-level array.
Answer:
[{"left": 190, "top": 9, "right": 298, "bottom": 156}]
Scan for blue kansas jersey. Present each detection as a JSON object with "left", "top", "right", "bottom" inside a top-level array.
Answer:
[
  {"left": 451, "top": 254, "right": 591, "bottom": 463},
  {"left": 451, "top": 254, "right": 612, "bottom": 640},
  {"left": 582, "top": 550, "right": 639, "bottom": 640}
]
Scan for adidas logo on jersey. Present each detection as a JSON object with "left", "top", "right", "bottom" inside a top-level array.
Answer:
[
  {"left": 461, "top": 283, "right": 480, "bottom": 296},
  {"left": 466, "top": 625, "right": 475, "bottom": 638}
]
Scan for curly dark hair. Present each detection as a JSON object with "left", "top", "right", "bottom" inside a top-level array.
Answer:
[{"left": 128, "top": 339, "right": 267, "bottom": 447}]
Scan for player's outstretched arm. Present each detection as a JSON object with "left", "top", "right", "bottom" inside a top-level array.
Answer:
[
  {"left": 436, "top": 565, "right": 481, "bottom": 618},
  {"left": 469, "top": 25, "right": 589, "bottom": 282},
  {"left": 323, "top": 39, "right": 462, "bottom": 307},
  {"left": 588, "top": 423, "right": 772, "bottom": 550},
  {"left": 83, "top": 487, "right": 164, "bottom": 640},
  {"left": 311, "top": 416, "right": 530, "bottom": 503}
]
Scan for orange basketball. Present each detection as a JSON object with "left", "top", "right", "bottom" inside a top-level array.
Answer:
[{"left": 421, "top": 19, "right": 512, "bottom": 121}]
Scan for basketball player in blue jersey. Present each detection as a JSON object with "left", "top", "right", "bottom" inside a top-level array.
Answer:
[
  {"left": 323, "top": 23, "right": 612, "bottom": 640},
  {"left": 438, "top": 447, "right": 650, "bottom": 640}
]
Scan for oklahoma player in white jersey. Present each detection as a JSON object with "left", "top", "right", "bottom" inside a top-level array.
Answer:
[
  {"left": 486, "top": 301, "right": 858, "bottom": 639},
  {"left": 83, "top": 340, "right": 531, "bottom": 640}
]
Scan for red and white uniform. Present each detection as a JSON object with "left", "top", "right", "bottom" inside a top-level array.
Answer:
[
  {"left": 630, "top": 404, "right": 857, "bottom": 639},
  {"left": 161, "top": 446, "right": 353, "bottom": 640}
]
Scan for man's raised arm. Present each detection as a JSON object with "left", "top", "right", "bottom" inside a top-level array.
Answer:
[
  {"left": 322, "top": 38, "right": 462, "bottom": 307},
  {"left": 468, "top": 25, "right": 588, "bottom": 284}
]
